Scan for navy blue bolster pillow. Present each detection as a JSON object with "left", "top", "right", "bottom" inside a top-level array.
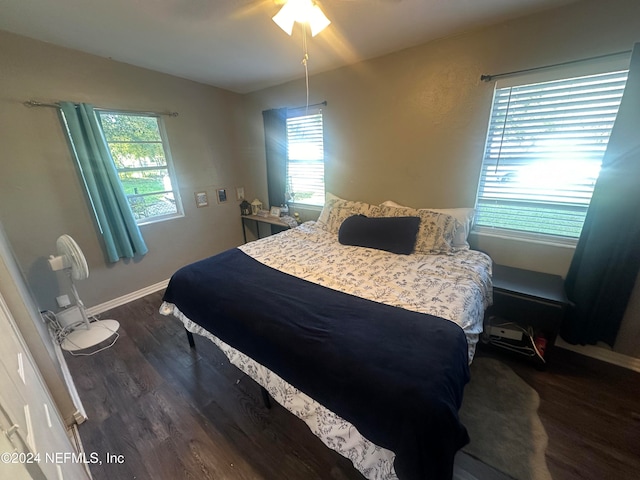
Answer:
[{"left": 338, "top": 215, "right": 421, "bottom": 255}]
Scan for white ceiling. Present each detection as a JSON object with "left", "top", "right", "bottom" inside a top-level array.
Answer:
[{"left": 0, "top": 0, "right": 577, "bottom": 93}]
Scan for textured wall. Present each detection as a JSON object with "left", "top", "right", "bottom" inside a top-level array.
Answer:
[
  {"left": 0, "top": 30, "right": 250, "bottom": 311},
  {"left": 242, "top": 0, "right": 640, "bottom": 276}
]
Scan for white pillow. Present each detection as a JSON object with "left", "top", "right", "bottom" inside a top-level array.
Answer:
[
  {"left": 319, "top": 193, "right": 381, "bottom": 234},
  {"left": 375, "top": 204, "right": 458, "bottom": 255},
  {"left": 317, "top": 192, "right": 342, "bottom": 226},
  {"left": 381, "top": 200, "right": 475, "bottom": 250}
]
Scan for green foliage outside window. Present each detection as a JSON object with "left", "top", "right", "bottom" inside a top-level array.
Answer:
[{"left": 98, "top": 112, "right": 180, "bottom": 222}]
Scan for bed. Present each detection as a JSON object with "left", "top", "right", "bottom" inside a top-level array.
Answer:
[{"left": 160, "top": 196, "right": 492, "bottom": 480}]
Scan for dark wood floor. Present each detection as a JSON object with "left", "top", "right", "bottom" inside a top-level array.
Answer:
[
  {"left": 490, "top": 344, "right": 640, "bottom": 480},
  {"left": 65, "top": 291, "right": 640, "bottom": 480}
]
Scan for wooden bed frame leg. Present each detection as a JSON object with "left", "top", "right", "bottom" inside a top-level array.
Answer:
[
  {"left": 260, "top": 386, "right": 272, "bottom": 409},
  {"left": 186, "top": 329, "right": 195, "bottom": 349}
]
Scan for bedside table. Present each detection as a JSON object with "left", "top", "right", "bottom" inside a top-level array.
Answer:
[{"left": 484, "top": 264, "right": 568, "bottom": 366}]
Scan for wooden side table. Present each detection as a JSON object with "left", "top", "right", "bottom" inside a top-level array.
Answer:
[
  {"left": 241, "top": 214, "right": 291, "bottom": 243},
  {"left": 483, "top": 264, "right": 568, "bottom": 366}
]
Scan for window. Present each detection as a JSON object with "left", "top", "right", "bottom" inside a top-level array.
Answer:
[
  {"left": 97, "top": 111, "right": 183, "bottom": 224},
  {"left": 286, "top": 109, "right": 325, "bottom": 206},
  {"left": 475, "top": 67, "right": 628, "bottom": 241}
]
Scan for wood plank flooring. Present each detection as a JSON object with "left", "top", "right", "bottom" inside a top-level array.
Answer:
[
  {"left": 489, "top": 345, "right": 640, "bottom": 480},
  {"left": 65, "top": 291, "right": 640, "bottom": 480}
]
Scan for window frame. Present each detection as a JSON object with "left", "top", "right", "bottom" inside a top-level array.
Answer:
[
  {"left": 473, "top": 54, "right": 630, "bottom": 245},
  {"left": 96, "top": 110, "right": 184, "bottom": 226},
  {"left": 285, "top": 107, "right": 325, "bottom": 208}
]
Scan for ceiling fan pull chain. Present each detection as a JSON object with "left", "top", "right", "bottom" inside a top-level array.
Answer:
[{"left": 302, "top": 23, "right": 310, "bottom": 112}]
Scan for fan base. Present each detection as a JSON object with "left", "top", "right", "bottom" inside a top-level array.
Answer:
[{"left": 61, "top": 319, "right": 120, "bottom": 352}]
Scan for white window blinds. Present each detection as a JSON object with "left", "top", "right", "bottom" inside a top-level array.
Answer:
[
  {"left": 476, "top": 69, "right": 628, "bottom": 239},
  {"left": 286, "top": 111, "right": 325, "bottom": 206}
]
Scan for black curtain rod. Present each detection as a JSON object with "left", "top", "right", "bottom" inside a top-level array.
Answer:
[
  {"left": 23, "top": 100, "right": 179, "bottom": 117},
  {"left": 480, "top": 49, "right": 632, "bottom": 82},
  {"left": 287, "top": 100, "right": 327, "bottom": 111}
]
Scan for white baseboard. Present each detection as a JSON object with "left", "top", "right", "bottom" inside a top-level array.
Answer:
[
  {"left": 86, "top": 279, "right": 169, "bottom": 317},
  {"left": 68, "top": 424, "right": 93, "bottom": 479},
  {"left": 556, "top": 337, "right": 640, "bottom": 374},
  {"left": 49, "top": 327, "right": 87, "bottom": 426}
]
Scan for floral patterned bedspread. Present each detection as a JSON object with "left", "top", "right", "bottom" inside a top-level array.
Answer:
[
  {"left": 239, "top": 221, "right": 492, "bottom": 361},
  {"left": 160, "top": 221, "right": 492, "bottom": 480}
]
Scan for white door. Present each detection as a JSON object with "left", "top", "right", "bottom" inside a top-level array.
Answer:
[
  {"left": 0, "top": 408, "right": 35, "bottom": 480},
  {"left": 0, "top": 292, "right": 90, "bottom": 480}
]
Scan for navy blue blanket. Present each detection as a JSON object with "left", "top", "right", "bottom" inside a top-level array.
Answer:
[{"left": 163, "top": 248, "right": 470, "bottom": 479}]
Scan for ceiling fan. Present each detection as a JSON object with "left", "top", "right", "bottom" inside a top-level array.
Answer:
[
  {"left": 270, "top": 0, "right": 400, "bottom": 36},
  {"left": 272, "top": 0, "right": 332, "bottom": 37}
]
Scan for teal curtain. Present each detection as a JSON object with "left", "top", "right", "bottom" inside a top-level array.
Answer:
[
  {"left": 562, "top": 44, "right": 640, "bottom": 346},
  {"left": 60, "top": 102, "right": 148, "bottom": 263}
]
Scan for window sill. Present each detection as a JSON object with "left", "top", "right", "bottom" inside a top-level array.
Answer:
[
  {"left": 137, "top": 212, "right": 185, "bottom": 227},
  {"left": 289, "top": 203, "right": 323, "bottom": 211},
  {"left": 471, "top": 227, "right": 578, "bottom": 249}
]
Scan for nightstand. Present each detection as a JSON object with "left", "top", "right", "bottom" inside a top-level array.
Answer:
[{"left": 483, "top": 264, "right": 568, "bottom": 366}]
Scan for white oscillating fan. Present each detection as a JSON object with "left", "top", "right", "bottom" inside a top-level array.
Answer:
[{"left": 48, "top": 235, "right": 119, "bottom": 354}]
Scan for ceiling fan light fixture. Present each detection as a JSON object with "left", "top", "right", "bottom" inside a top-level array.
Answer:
[
  {"left": 272, "top": 1, "right": 297, "bottom": 36},
  {"left": 272, "top": 0, "right": 331, "bottom": 37},
  {"left": 308, "top": 5, "right": 331, "bottom": 37}
]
